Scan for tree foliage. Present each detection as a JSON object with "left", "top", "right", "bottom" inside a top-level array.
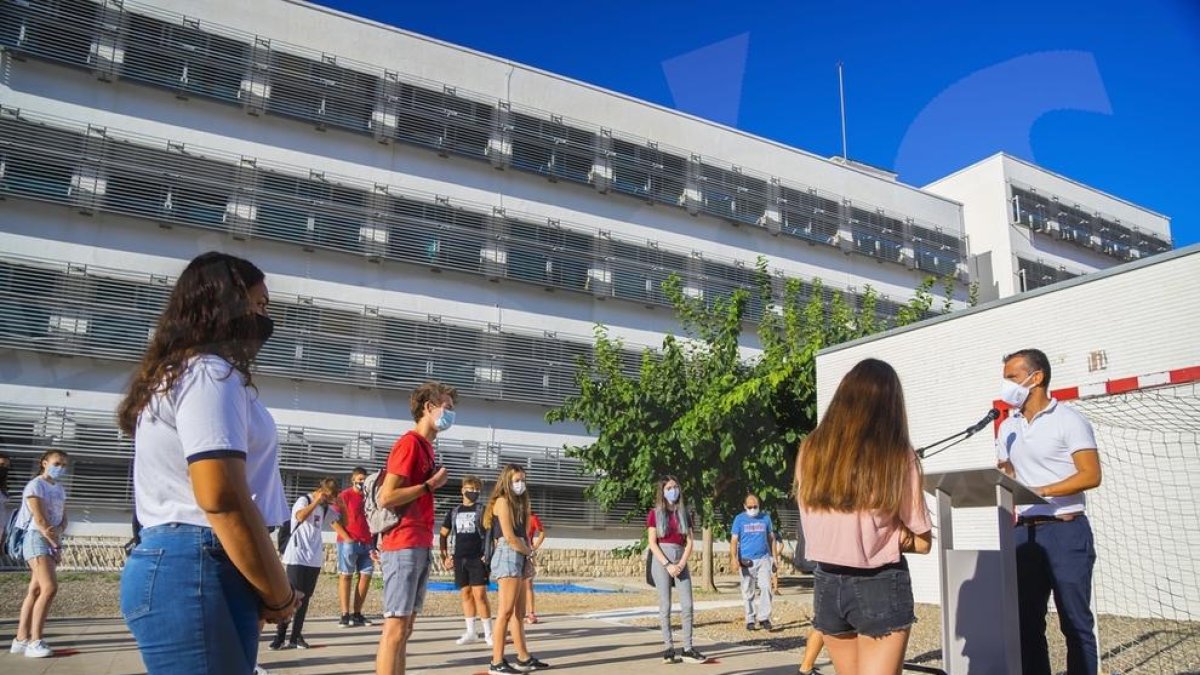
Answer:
[{"left": 546, "top": 261, "right": 962, "bottom": 545}]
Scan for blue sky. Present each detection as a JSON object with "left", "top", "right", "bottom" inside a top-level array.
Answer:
[{"left": 318, "top": 0, "right": 1200, "bottom": 246}]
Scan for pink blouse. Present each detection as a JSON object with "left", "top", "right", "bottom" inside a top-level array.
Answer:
[{"left": 799, "top": 451, "right": 931, "bottom": 568}]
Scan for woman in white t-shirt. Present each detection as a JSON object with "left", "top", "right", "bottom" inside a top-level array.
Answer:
[
  {"left": 11, "top": 450, "right": 70, "bottom": 659},
  {"left": 116, "top": 252, "right": 298, "bottom": 675},
  {"left": 270, "top": 477, "right": 339, "bottom": 651}
]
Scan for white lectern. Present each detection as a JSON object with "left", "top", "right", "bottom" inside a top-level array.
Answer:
[{"left": 923, "top": 468, "right": 1046, "bottom": 675}]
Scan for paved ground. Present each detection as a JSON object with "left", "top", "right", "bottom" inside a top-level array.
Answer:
[{"left": 0, "top": 611, "right": 810, "bottom": 675}]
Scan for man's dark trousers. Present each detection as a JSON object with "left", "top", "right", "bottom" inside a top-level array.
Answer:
[{"left": 1014, "top": 515, "right": 1098, "bottom": 675}]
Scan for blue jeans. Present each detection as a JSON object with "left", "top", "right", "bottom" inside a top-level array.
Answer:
[
  {"left": 121, "top": 524, "right": 260, "bottom": 675},
  {"left": 1015, "top": 516, "right": 1098, "bottom": 675}
]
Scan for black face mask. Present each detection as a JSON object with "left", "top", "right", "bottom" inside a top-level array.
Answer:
[
  {"left": 464, "top": 491, "right": 480, "bottom": 503},
  {"left": 252, "top": 313, "right": 275, "bottom": 343}
]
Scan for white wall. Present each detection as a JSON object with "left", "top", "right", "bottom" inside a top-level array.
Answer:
[
  {"left": 924, "top": 155, "right": 1013, "bottom": 297},
  {"left": 814, "top": 245, "right": 1200, "bottom": 612}
]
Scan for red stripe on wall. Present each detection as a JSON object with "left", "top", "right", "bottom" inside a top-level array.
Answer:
[
  {"left": 1106, "top": 377, "right": 1140, "bottom": 395},
  {"left": 1168, "top": 366, "right": 1200, "bottom": 384}
]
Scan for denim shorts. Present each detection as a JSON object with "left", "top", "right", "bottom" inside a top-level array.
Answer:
[
  {"left": 380, "top": 547, "right": 430, "bottom": 618},
  {"left": 812, "top": 559, "right": 916, "bottom": 638},
  {"left": 489, "top": 537, "right": 531, "bottom": 580},
  {"left": 23, "top": 528, "right": 55, "bottom": 561},
  {"left": 120, "top": 524, "right": 260, "bottom": 675},
  {"left": 337, "top": 541, "right": 375, "bottom": 576}
]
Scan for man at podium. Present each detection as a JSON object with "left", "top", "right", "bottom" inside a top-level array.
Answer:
[{"left": 996, "top": 348, "right": 1103, "bottom": 675}]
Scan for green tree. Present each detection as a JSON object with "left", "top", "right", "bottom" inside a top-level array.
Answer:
[{"left": 547, "top": 260, "right": 960, "bottom": 590}]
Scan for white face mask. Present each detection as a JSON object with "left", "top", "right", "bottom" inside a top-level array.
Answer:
[
  {"left": 511, "top": 480, "right": 527, "bottom": 496},
  {"left": 746, "top": 507, "right": 760, "bottom": 517},
  {"left": 999, "top": 371, "right": 1039, "bottom": 407}
]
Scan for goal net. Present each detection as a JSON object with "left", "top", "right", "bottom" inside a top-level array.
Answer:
[{"left": 1069, "top": 377, "right": 1200, "bottom": 673}]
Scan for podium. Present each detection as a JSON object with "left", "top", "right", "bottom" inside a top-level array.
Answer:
[{"left": 923, "top": 468, "right": 1045, "bottom": 675}]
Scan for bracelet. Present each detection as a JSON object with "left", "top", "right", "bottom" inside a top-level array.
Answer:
[
  {"left": 263, "top": 588, "right": 296, "bottom": 612},
  {"left": 422, "top": 481, "right": 433, "bottom": 494}
]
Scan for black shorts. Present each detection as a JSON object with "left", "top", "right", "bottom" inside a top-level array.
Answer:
[
  {"left": 812, "top": 559, "right": 916, "bottom": 638},
  {"left": 454, "top": 556, "right": 489, "bottom": 588}
]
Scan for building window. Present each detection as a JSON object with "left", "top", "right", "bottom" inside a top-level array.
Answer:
[
  {"left": 779, "top": 186, "right": 840, "bottom": 245},
  {"left": 0, "top": 0, "right": 100, "bottom": 69},
  {"left": 123, "top": 14, "right": 248, "bottom": 103},
  {"left": 510, "top": 112, "right": 595, "bottom": 185}
]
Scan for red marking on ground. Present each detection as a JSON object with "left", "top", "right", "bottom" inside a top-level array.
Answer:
[{"left": 53, "top": 649, "right": 81, "bottom": 657}]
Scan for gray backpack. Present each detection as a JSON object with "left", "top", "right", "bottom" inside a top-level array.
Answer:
[{"left": 362, "top": 468, "right": 401, "bottom": 536}]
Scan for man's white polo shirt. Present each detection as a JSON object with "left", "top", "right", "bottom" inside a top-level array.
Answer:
[{"left": 996, "top": 398, "right": 1098, "bottom": 518}]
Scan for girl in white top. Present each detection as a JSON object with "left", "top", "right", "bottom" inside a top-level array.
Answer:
[
  {"left": 116, "top": 252, "right": 299, "bottom": 675},
  {"left": 12, "top": 450, "right": 70, "bottom": 658}
]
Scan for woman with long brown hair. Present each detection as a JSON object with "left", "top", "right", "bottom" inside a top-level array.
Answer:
[
  {"left": 646, "top": 475, "right": 706, "bottom": 664},
  {"left": 795, "top": 358, "right": 932, "bottom": 675},
  {"left": 481, "top": 464, "right": 548, "bottom": 674},
  {"left": 117, "top": 252, "right": 299, "bottom": 675}
]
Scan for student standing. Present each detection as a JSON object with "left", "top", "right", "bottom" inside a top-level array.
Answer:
[
  {"left": 117, "top": 252, "right": 299, "bottom": 675},
  {"left": 439, "top": 475, "right": 493, "bottom": 646},
  {"left": 335, "top": 467, "right": 376, "bottom": 628},
  {"left": 483, "top": 465, "right": 549, "bottom": 674},
  {"left": 796, "top": 358, "right": 932, "bottom": 674},
  {"left": 11, "top": 450, "right": 70, "bottom": 658},
  {"left": 374, "top": 382, "right": 452, "bottom": 675},
  {"left": 646, "top": 475, "right": 706, "bottom": 665},
  {"left": 270, "top": 478, "right": 339, "bottom": 650}
]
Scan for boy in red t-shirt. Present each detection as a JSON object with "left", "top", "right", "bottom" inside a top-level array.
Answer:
[
  {"left": 374, "top": 382, "right": 454, "bottom": 675},
  {"left": 333, "top": 467, "right": 376, "bottom": 627}
]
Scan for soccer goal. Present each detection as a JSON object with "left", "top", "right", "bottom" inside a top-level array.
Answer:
[{"left": 1056, "top": 367, "right": 1200, "bottom": 673}]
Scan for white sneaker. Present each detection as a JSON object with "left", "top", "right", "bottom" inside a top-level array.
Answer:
[
  {"left": 253, "top": 667, "right": 270, "bottom": 675},
  {"left": 485, "top": 634, "right": 494, "bottom": 647},
  {"left": 455, "top": 631, "right": 479, "bottom": 645},
  {"left": 10, "top": 639, "right": 27, "bottom": 654},
  {"left": 24, "top": 640, "right": 52, "bottom": 658}
]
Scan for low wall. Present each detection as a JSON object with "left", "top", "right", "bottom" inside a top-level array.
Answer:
[{"left": 1, "top": 536, "right": 787, "bottom": 577}]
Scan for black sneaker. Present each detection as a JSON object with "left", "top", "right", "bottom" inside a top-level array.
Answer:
[
  {"left": 338, "top": 613, "right": 352, "bottom": 628},
  {"left": 746, "top": 622, "right": 758, "bottom": 631},
  {"left": 760, "top": 619, "right": 773, "bottom": 631},
  {"left": 488, "top": 660, "right": 522, "bottom": 675},
  {"left": 289, "top": 636, "right": 309, "bottom": 650},
  {"left": 267, "top": 638, "right": 287, "bottom": 651},
  {"left": 680, "top": 648, "right": 707, "bottom": 664},
  {"left": 515, "top": 656, "right": 549, "bottom": 671},
  {"left": 662, "top": 649, "right": 679, "bottom": 664},
  {"left": 352, "top": 612, "right": 373, "bottom": 626}
]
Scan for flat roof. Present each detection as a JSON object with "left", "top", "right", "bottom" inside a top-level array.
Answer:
[
  {"left": 924, "top": 151, "right": 1169, "bottom": 221},
  {"left": 818, "top": 242, "right": 1200, "bottom": 357},
  {"left": 287, "top": 0, "right": 962, "bottom": 208}
]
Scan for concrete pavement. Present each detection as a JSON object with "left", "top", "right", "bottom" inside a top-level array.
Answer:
[{"left": 0, "top": 611, "right": 807, "bottom": 675}]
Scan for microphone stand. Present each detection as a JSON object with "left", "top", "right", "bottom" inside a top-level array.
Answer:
[{"left": 916, "top": 410, "right": 1000, "bottom": 460}]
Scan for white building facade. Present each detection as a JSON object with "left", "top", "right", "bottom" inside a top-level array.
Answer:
[
  {"left": 924, "top": 152, "right": 1172, "bottom": 302},
  {"left": 0, "top": 0, "right": 969, "bottom": 541}
]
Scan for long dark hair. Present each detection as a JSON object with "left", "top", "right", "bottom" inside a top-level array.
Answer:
[
  {"left": 796, "top": 358, "right": 917, "bottom": 517},
  {"left": 117, "top": 252, "right": 266, "bottom": 435}
]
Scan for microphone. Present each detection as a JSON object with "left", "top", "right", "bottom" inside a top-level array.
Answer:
[
  {"left": 964, "top": 408, "right": 1001, "bottom": 437},
  {"left": 918, "top": 408, "right": 1001, "bottom": 459}
]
